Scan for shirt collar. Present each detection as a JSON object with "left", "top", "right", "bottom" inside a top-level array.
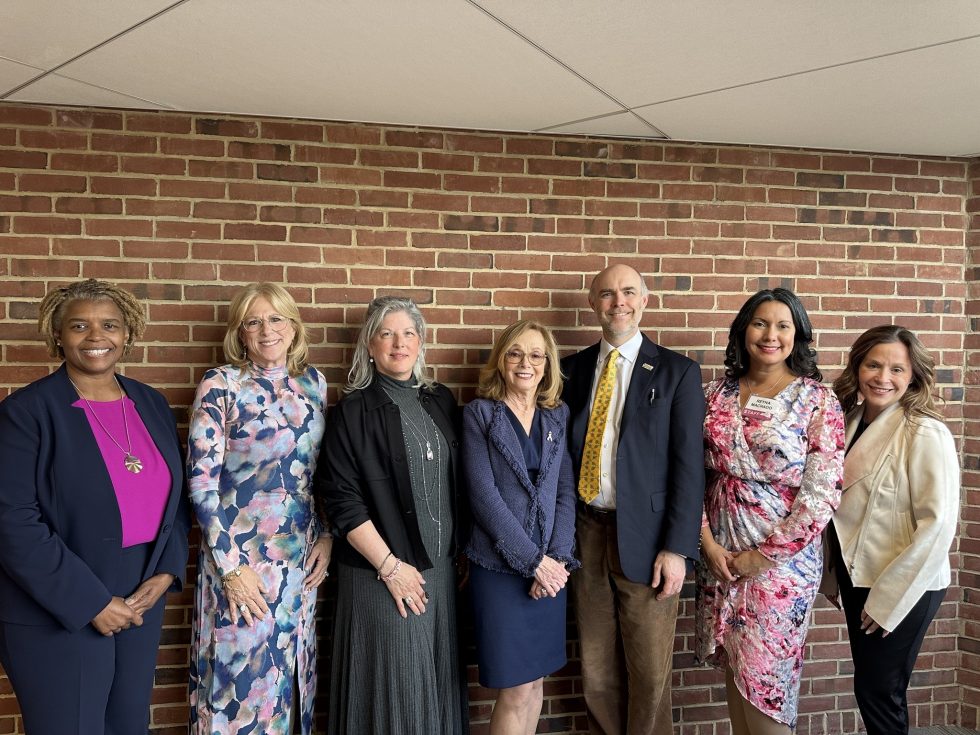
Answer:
[{"left": 598, "top": 331, "right": 643, "bottom": 367}]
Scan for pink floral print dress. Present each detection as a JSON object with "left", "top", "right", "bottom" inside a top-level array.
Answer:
[
  {"left": 187, "top": 363, "right": 327, "bottom": 735},
  {"left": 695, "top": 376, "right": 844, "bottom": 727}
]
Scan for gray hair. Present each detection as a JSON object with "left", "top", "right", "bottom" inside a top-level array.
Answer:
[{"left": 345, "top": 296, "right": 435, "bottom": 393}]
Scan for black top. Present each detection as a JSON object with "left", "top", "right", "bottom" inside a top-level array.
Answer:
[{"left": 314, "top": 373, "right": 465, "bottom": 572}]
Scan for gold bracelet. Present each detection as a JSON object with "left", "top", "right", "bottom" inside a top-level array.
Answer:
[{"left": 221, "top": 566, "right": 243, "bottom": 583}]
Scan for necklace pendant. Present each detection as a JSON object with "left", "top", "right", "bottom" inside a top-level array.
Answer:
[
  {"left": 124, "top": 454, "right": 143, "bottom": 474},
  {"left": 424, "top": 441, "right": 434, "bottom": 461}
]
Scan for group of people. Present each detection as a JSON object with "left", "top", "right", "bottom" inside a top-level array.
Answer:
[{"left": 0, "top": 263, "right": 958, "bottom": 735}]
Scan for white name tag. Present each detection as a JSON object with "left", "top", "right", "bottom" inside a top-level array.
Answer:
[{"left": 743, "top": 394, "right": 777, "bottom": 420}]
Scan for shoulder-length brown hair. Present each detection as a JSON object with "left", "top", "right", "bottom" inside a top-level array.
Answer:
[
  {"left": 832, "top": 324, "right": 942, "bottom": 421},
  {"left": 477, "top": 320, "right": 563, "bottom": 409},
  {"left": 223, "top": 282, "right": 310, "bottom": 377}
]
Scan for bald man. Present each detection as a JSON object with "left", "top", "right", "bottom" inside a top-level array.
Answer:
[{"left": 562, "top": 264, "right": 705, "bottom": 735}]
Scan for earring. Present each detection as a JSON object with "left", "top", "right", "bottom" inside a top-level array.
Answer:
[{"left": 369, "top": 357, "right": 374, "bottom": 363}]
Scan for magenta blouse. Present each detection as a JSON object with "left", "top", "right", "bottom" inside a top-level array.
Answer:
[{"left": 73, "top": 396, "right": 171, "bottom": 547}]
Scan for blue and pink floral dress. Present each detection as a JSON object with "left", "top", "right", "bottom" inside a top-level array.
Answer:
[
  {"left": 695, "top": 376, "right": 844, "bottom": 727},
  {"left": 187, "top": 363, "right": 327, "bottom": 735}
]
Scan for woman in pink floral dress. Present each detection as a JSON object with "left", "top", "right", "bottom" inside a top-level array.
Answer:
[{"left": 695, "top": 288, "right": 844, "bottom": 734}]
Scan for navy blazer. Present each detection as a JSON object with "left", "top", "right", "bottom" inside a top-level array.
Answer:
[
  {"left": 0, "top": 365, "right": 190, "bottom": 632},
  {"left": 561, "top": 334, "right": 706, "bottom": 584},
  {"left": 462, "top": 398, "right": 579, "bottom": 577}
]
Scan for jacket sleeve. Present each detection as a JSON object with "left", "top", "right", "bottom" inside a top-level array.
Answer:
[
  {"left": 318, "top": 400, "right": 373, "bottom": 536},
  {"left": 0, "top": 394, "right": 112, "bottom": 631},
  {"left": 758, "top": 384, "right": 845, "bottom": 563},
  {"left": 186, "top": 370, "right": 244, "bottom": 576},
  {"left": 151, "top": 396, "right": 191, "bottom": 589},
  {"left": 662, "top": 359, "right": 708, "bottom": 560},
  {"left": 865, "top": 421, "right": 959, "bottom": 631},
  {"left": 462, "top": 402, "right": 543, "bottom": 577},
  {"left": 546, "top": 405, "right": 580, "bottom": 569}
]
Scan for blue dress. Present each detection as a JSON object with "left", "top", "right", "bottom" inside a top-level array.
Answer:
[{"left": 469, "top": 407, "right": 568, "bottom": 688}]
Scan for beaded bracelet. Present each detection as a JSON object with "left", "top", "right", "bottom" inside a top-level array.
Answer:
[{"left": 378, "top": 558, "right": 402, "bottom": 583}]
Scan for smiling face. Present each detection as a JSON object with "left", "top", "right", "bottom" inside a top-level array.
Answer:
[
  {"left": 58, "top": 298, "right": 129, "bottom": 381},
  {"left": 589, "top": 265, "right": 649, "bottom": 346},
  {"left": 240, "top": 295, "right": 295, "bottom": 370},
  {"left": 501, "top": 328, "right": 547, "bottom": 401},
  {"left": 858, "top": 341, "right": 912, "bottom": 422},
  {"left": 369, "top": 310, "right": 421, "bottom": 381},
  {"left": 744, "top": 300, "right": 796, "bottom": 372}
]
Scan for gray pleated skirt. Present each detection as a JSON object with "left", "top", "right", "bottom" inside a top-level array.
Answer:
[{"left": 329, "top": 555, "right": 464, "bottom": 734}]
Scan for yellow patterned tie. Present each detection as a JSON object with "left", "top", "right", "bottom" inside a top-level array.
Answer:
[{"left": 578, "top": 348, "right": 619, "bottom": 503}]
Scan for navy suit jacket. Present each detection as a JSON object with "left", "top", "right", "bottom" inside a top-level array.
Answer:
[
  {"left": 462, "top": 398, "right": 579, "bottom": 577},
  {"left": 0, "top": 365, "right": 190, "bottom": 631},
  {"left": 561, "top": 334, "right": 706, "bottom": 584}
]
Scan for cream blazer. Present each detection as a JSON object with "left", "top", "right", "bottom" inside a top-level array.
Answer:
[{"left": 822, "top": 402, "right": 959, "bottom": 632}]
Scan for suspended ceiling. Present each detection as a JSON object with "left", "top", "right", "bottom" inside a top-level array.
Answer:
[{"left": 2, "top": 1, "right": 979, "bottom": 157}]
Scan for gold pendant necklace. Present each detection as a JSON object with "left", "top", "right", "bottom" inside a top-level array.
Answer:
[{"left": 69, "top": 375, "right": 143, "bottom": 474}]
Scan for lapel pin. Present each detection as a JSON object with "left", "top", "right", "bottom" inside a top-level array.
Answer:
[
  {"left": 547, "top": 431, "right": 554, "bottom": 442},
  {"left": 642, "top": 363, "right": 653, "bottom": 371}
]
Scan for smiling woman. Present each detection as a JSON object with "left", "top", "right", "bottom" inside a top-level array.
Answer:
[
  {"left": 825, "top": 325, "right": 959, "bottom": 735},
  {"left": 0, "top": 278, "right": 190, "bottom": 735},
  {"left": 696, "top": 288, "right": 845, "bottom": 735},
  {"left": 186, "top": 282, "right": 330, "bottom": 735}
]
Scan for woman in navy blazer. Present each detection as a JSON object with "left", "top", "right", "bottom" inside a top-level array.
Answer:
[
  {"left": 463, "top": 319, "right": 579, "bottom": 734},
  {"left": 0, "top": 279, "right": 189, "bottom": 735}
]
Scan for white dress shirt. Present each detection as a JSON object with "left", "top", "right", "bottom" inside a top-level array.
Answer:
[{"left": 587, "top": 331, "right": 643, "bottom": 510}]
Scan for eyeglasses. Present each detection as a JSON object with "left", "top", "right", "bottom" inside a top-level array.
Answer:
[
  {"left": 241, "top": 315, "right": 292, "bottom": 333},
  {"left": 504, "top": 349, "right": 547, "bottom": 366}
]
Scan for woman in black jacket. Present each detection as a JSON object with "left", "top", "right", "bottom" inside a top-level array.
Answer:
[{"left": 315, "top": 295, "right": 468, "bottom": 734}]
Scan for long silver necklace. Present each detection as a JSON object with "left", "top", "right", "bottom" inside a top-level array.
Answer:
[
  {"left": 401, "top": 411, "right": 434, "bottom": 461},
  {"left": 69, "top": 375, "right": 143, "bottom": 474},
  {"left": 384, "top": 389, "right": 443, "bottom": 555}
]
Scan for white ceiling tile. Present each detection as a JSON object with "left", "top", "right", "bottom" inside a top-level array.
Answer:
[
  {"left": 0, "top": 1, "right": 179, "bottom": 69},
  {"left": 9, "top": 73, "right": 168, "bottom": 110},
  {"left": 476, "top": 0, "right": 980, "bottom": 107},
  {"left": 633, "top": 37, "right": 980, "bottom": 156},
  {"left": 0, "top": 57, "right": 42, "bottom": 95},
  {"left": 43, "top": 0, "right": 616, "bottom": 131},
  {"left": 540, "top": 111, "right": 663, "bottom": 138}
]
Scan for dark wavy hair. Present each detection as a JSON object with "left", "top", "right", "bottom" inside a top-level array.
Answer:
[
  {"left": 832, "top": 324, "right": 942, "bottom": 421},
  {"left": 724, "top": 288, "right": 821, "bottom": 381}
]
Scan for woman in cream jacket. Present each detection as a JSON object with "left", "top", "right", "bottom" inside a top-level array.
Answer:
[{"left": 824, "top": 325, "right": 959, "bottom": 735}]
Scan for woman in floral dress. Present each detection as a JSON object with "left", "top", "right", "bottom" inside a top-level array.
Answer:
[
  {"left": 187, "top": 282, "right": 331, "bottom": 734},
  {"left": 695, "top": 288, "right": 844, "bottom": 734}
]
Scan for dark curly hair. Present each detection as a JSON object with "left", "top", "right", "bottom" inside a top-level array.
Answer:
[{"left": 724, "top": 288, "right": 821, "bottom": 381}]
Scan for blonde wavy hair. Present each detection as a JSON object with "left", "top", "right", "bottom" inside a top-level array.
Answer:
[
  {"left": 223, "top": 282, "right": 310, "bottom": 377},
  {"left": 833, "top": 324, "right": 943, "bottom": 422},
  {"left": 477, "top": 320, "right": 563, "bottom": 409}
]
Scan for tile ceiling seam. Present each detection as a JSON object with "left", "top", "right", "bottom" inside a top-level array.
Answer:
[
  {"left": 465, "top": 0, "right": 667, "bottom": 138},
  {"left": 0, "top": 0, "right": 194, "bottom": 100},
  {"left": 631, "top": 32, "right": 980, "bottom": 111}
]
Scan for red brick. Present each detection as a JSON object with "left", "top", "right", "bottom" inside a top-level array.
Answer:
[
  {"left": 0, "top": 105, "right": 54, "bottom": 126},
  {"left": 121, "top": 156, "right": 186, "bottom": 175},
  {"left": 260, "top": 121, "right": 323, "bottom": 142},
  {"left": 92, "top": 176, "right": 157, "bottom": 196},
  {"left": 13, "top": 215, "right": 81, "bottom": 234}
]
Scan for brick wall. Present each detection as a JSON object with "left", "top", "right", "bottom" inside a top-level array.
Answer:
[
  {"left": 961, "top": 160, "right": 980, "bottom": 730},
  {"left": 0, "top": 103, "right": 973, "bottom": 734}
]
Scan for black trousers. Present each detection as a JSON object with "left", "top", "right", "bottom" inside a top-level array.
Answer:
[
  {"left": 0, "top": 543, "right": 165, "bottom": 735},
  {"left": 835, "top": 544, "right": 945, "bottom": 735}
]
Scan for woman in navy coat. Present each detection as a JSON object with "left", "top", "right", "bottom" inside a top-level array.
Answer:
[
  {"left": 463, "top": 319, "right": 579, "bottom": 735},
  {"left": 0, "top": 278, "right": 189, "bottom": 735}
]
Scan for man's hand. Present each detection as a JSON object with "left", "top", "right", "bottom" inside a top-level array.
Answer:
[{"left": 651, "top": 550, "right": 685, "bottom": 600}]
